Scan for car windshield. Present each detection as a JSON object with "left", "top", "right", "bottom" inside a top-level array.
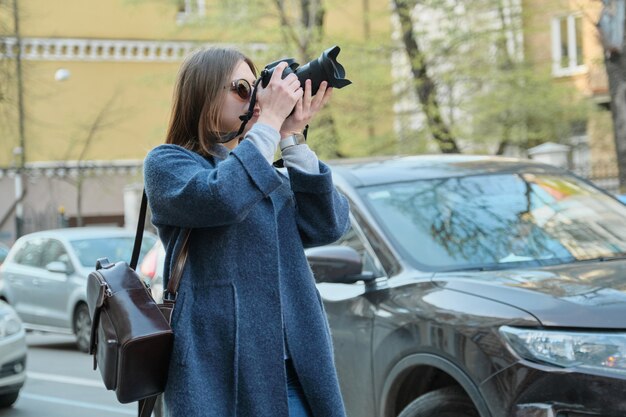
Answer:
[
  {"left": 70, "top": 235, "right": 157, "bottom": 268},
  {"left": 360, "top": 172, "right": 626, "bottom": 271}
]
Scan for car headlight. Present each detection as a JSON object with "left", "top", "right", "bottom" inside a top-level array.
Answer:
[
  {"left": 0, "top": 311, "right": 22, "bottom": 338},
  {"left": 500, "top": 326, "right": 626, "bottom": 376}
]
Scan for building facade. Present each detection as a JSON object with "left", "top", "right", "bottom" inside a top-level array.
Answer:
[{"left": 522, "top": 0, "right": 617, "bottom": 189}]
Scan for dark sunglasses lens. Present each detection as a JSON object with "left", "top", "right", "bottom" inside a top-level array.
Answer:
[{"left": 235, "top": 80, "right": 251, "bottom": 100}]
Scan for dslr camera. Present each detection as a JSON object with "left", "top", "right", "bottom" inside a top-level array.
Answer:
[{"left": 260, "top": 45, "right": 351, "bottom": 95}]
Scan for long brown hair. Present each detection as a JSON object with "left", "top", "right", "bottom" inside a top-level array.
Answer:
[{"left": 165, "top": 47, "right": 256, "bottom": 156}]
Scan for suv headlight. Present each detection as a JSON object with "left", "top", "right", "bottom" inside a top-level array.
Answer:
[
  {"left": 0, "top": 311, "right": 22, "bottom": 338},
  {"left": 500, "top": 326, "right": 626, "bottom": 375}
]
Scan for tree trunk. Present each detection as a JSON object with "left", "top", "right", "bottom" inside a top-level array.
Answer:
[
  {"left": 606, "top": 49, "right": 626, "bottom": 192},
  {"left": 392, "top": 0, "right": 460, "bottom": 153},
  {"left": 76, "top": 176, "right": 84, "bottom": 227}
]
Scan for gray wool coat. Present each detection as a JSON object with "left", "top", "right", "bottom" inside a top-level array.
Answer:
[{"left": 143, "top": 132, "right": 350, "bottom": 417}]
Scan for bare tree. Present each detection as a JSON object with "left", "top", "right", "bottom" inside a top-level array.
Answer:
[
  {"left": 60, "top": 93, "right": 124, "bottom": 226},
  {"left": 391, "top": 0, "right": 460, "bottom": 153}
]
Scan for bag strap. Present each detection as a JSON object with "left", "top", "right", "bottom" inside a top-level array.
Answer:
[
  {"left": 138, "top": 395, "right": 157, "bottom": 417},
  {"left": 130, "top": 190, "right": 191, "bottom": 300},
  {"left": 130, "top": 191, "right": 149, "bottom": 270},
  {"left": 163, "top": 227, "right": 192, "bottom": 302}
]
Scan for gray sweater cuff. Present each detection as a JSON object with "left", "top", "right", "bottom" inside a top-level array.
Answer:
[
  {"left": 245, "top": 123, "right": 279, "bottom": 165},
  {"left": 281, "top": 144, "right": 320, "bottom": 174}
]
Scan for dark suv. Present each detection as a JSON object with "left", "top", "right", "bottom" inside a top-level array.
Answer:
[{"left": 309, "top": 155, "right": 626, "bottom": 417}]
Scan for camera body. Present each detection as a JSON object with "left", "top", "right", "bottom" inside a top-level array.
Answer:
[{"left": 260, "top": 45, "right": 351, "bottom": 95}]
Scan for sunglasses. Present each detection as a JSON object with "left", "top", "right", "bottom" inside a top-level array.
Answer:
[{"left": 227, "top": 79, "right": 254, "bottom": 100}]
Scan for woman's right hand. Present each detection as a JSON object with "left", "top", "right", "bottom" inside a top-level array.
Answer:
[{"left": 255, "top": 62, "right": 303, "bottom": 132}]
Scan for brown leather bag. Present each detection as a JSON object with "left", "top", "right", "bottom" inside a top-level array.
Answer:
[{"left": 86, "top": 191, "right": 190, "bottom": 417}]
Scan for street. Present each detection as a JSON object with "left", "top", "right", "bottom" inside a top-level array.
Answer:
[{"left": 0, "top": 333, "right": 135, "bottom": 417}]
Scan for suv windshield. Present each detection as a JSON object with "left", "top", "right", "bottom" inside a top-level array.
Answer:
[
  {"left": 360, "top": 172, "right": 626, "bottom": 271},
  {"left": 70, "top": 235, "right": 156, "bottom": 268}
]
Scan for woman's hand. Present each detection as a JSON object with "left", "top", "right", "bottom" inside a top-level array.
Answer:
[
  {"left": 280, "top": 80, "right": 333, "bottom": 137},
  {"left": 255, "top": 62, "right": 303, "bottom": 132}
]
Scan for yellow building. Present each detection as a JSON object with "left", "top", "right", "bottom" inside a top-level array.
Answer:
[
  {"left": 0, "top": 0, "right": 392, "bottom": 242},
  {"left": 522, "top": 0, "right": 616, "bottom": 185}
]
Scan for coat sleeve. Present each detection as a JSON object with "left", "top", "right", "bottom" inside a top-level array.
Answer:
[
  {"left": 287, "top": 161, "right": 350, "bottom": 248},
  {"left": 144, "top": 139, "right": 283, "bottom": 228}
]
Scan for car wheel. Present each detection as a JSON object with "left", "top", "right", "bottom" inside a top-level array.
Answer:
[
  {"left": 73, "top": 303, "right": 91, "bottom": 353},
  {"left": 398, "top": 386, "right": 479, "bottom": 417},
  {"left": 0, "top": 391, "right": 19, "bottom": 408}
]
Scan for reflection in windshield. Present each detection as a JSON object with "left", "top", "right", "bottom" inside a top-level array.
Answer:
[
  {"left": 361, "top": 172, "right": 626, "bottom": 271},
  {"left": 70, "top": 236, "right": 156, "bottom": 268}
]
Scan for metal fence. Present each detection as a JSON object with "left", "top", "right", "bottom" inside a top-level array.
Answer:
[{"left": 571, "top": 165, "right": 620, "bottom": 194}]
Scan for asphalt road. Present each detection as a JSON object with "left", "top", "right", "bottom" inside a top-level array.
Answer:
[{"left": 0, "top": 333, "right": 136, "bottom": 417}]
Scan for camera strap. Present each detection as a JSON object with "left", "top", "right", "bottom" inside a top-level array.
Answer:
[
  {"left": 213, "top": 75, "right": 262, "bottom": 144},
  {"left": 234, "top": 75, "right": 263, "bottom": 138}
]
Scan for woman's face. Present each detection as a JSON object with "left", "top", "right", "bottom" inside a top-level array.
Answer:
[{"left": 219, "top": 60, "right": 259, "bottom": 149}]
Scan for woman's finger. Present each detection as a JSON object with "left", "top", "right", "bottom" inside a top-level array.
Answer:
[
  {"left": 311, "top": 81, "right": 329, "bottom": 109},
  {"left": 320, "top": 86, "right": 333, "bottom": 107},
  {"left": 293, "top": 97, "right": 304, "bottom": 118},
  {"left": 270, "top": 62, "right": 288, "bottom": 85},
  {"left": 303, "top": 80, "right": 313, "bottom": 109}
]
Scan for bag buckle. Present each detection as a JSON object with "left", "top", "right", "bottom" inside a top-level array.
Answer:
[{"left": 163, "top": 290, "right": 177, "bottom": 302}]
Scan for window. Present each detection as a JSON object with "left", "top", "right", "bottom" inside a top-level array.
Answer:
[
  {"left": 551, "top": 14, "right": 585, "bottom": 76},
  {"left": 335, "top": 223, "right": 385, "bottom": 279},
  {"left": 176, "top": 0, "right": 205, "bottom": 24},
  {"left": 69, "top": 235, "right": 156, "bottom": 268},
  {"left": 14, "top": 239, "right": 45, "bottom": 268},
  {"left": 359, "top": 172, "right": 626, "bottom": 272},
  {"left": 41, "top": 239, "right": 74, "bottom": 273}
]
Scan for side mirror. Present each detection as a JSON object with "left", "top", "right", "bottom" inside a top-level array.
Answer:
[
  {"left": 306, "top": 245, "right": 375, "bottom": 284},
  {"left": 46, "top": 261, "right": 69, "bottom": 274}
]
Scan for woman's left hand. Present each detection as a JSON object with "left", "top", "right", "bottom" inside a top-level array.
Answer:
[{"left": 280, "top": 80, "right": 333, "bottom": 137}]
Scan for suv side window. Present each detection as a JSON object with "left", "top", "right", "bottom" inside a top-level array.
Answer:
[
  {"left": 335, "top": 222, "right": 385, "bottom": 278},
  {"left": 14, "top": 239, "right": 45, "bottom": 268}
]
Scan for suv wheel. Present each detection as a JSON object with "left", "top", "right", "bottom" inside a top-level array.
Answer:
[
  {"left": 74, "top": 303, "right": 91, "bottom": 353},
  {"left": 398, "top": 386, "right": 479, "bottom": 417},
  {"left": 0, "top": 391, "right": 19, "bottom": 408}
]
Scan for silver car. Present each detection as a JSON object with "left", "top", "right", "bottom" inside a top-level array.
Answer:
[
  {"left": 0, "top": 300, "right": 26, "bottom": 408},
  {"left": 0, "top": 227, "right": 156, "bottom": 352}
]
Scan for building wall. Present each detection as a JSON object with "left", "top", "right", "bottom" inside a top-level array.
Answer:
[
  {"left": 0, "top": 169, "right": 141, "bottom": 246},
  {"left": 2, "top": 0, "right": 392, "bottom": 165},
  {"left": 522, "top": 0, "right": 616, "bottom": 178}
]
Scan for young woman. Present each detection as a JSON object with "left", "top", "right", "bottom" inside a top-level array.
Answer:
[{"left": 143, "top": 47, "right": 349, "bottom": 416}]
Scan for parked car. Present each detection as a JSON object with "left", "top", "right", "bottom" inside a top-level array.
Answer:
[
  {"left": 141, "top": 155, "right": 626, "bottom": 417},
  {"left": 0, "top": 227, "right": 156, "bottom": 352},
  {"left": 309, "top": 155, "right": 626, "bottom": 417},
  {"left": 0, "top": 300, "right": 26, "bottom": 408}
]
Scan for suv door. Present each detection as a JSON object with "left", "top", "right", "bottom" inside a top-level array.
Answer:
[
  {"left": 316, "top": 219, "right": 385, "bottom": 417},
  {"left": 34, "top": 238, "right": 75, "bottom": 329}
]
